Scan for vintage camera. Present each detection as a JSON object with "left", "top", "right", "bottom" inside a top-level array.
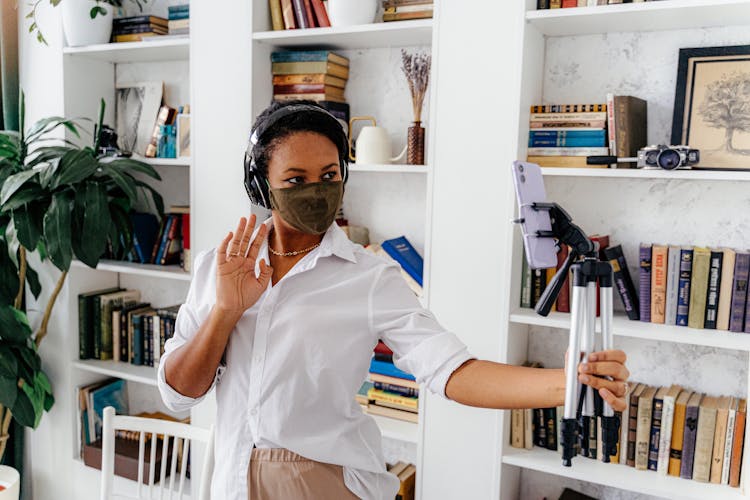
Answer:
[{"left": 636, "top": 144, "right": 699, "bottom": 170}]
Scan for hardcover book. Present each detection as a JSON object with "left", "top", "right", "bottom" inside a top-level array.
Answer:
[
  {"left": 704, "top": 249, "right": 724, "bottom": 329},
  {"left": 639, "top": 244, "right": 652, "bottom": 322},
  {"left": 710, "top": 396, "right": 731, "bottom": 484},
  {"left": 729, "top": 398, "right": 746, "bottom": 487},
  {"left": 665, "top": 246, "right": 681, "bottom": 325},
  {"left": 688, "top": 247, "right": 711, "bottom": 329},
  {"left": 719, "top": 397, "right": 736, "bottom": 485},
  {"left": 668, "top": 390, "right": 692, "bottom": 476},
  {"left": 627, "top": 383, "right": 645, "bottom": 467},
  {"left": 676, "top": 247, "right": 694, "bottom": 326},
  {"left": 650, "top": 244, "right": 668, "bottom": 324},
  {"left": 606, "top": 94, "right": 648, "bottom": 168},
  {"left": 636, "top": 385, "right": 656, "bottom": 470},
  {"left": 731, "top": 252, "right": 750, "bottom": 332},
  {"left": 656, "top": 385, "right": 682, "bottom": 474},
  {"left": 717, "top": 248, "right": 736, "bottom": 331},
  {"left": 603, "top": 245, "right": 639, "bottom": 320},
  {"left": 648, "top": 386, "right": 668, "bottom": 470},
  {"left": 679, "top": 392, "right": 704, "bottom": 479},
  {"left": 271, "top": 61, "right": 350, "bottom": 79},
  {"left": 381, "top": 236, "right": 424, "bottom": 287},
  {"left": 692, "top": 396, "right": 719, "bottom": 482},
  {"left": 271, "top": 50, "right": 349, "bottom": 67}
]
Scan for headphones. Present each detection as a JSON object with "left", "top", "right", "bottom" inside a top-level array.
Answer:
[{"left": 243, "top": 103, "right": 350, "bottom": 209}]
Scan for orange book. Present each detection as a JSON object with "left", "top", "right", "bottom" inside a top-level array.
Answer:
[
  {"left": 729, "top": 399, "right": 746, "bottom": 487},
  {"left": 668, "top": 391, "right": 692, "bottom": 476},
  {"left": 651, "top": 244, "right": 668, "bottom": 323}
]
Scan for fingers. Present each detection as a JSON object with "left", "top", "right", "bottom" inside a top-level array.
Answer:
[
  {"left": 578, "top": 373, "right": 628, "bottom": 398},
  {"left": 247, "top": 223, "right": 268, "bottom": 263},
  {"left": 579, "top": 361, "right": 629, "bottom": 382},
  {"left": 257, "top": 259, "right": 273, "bottom": 287},
  {"left": 228, "top": 217, "right": 247, "bottom": 257},
  {"left": 217, "top": 232, "right": 233, "bottom": 265},
  {"left": 599, "top": 387, "right": 627, "bottom": 412},
  {"left": 588, "top": 350, "right": 627, "bottom": 364},
  {"left": 238, "top": 213, "right": 257, "bottom": 257}
]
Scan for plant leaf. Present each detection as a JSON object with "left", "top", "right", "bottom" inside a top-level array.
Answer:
[
  {"left": 0, "top": 236, "right": 19, "bottom": 304},
  {"left": 0, "top": 375, "right": 17, "bottom": 408},
  {"left": 90, "top": 5, "right": 107, "bottom": 18},
  {"left": 101, "top": 164, "right": 138, "bottom": 203},
  {"left": 53, "top": 149, "right": 100, "bottom": 187},
  {"left": 0, "top": 305, "right": 32, "bottom": 343},
  {"left": 2, "top": 183, "right": 44, "bottom": 212},
  {"left": 13, "top": 206, "right": 41, "bottom": 250},
  {"left": 25, "top": 116, "right": 80, "bottom": 143},
  {"left": 0, "top": 344, "right": 17, "bottom": 379},
  {"left": 107, "top": 158, "right": 161, "bottom": 181},
  {"left": 134, "top": 180, "right": 164, "bottom": 216},
  {"left": 109, "top": 201, "right": 132, "bottom": 258},
  {"left": 15, "top": 381, "right": 43, "bottom": 428},
  {"left": 43, "top": 191, "right": 74, "bottom": 271},
  {"left": 0, "top": 170, "right": 37, "bottom": 206},
  {"left": 25, "top": 261, "right": 41, "bottom": 299},
  {"left": 44, "top": 391, "right": 54, "bottom": 411},
  {"left": 73, "top": 181, "right": 109, "bottom": 267}
]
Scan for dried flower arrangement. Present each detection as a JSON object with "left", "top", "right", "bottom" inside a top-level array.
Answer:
[{"left": 400, "top": 49, "right": 432, "bottom": 123}]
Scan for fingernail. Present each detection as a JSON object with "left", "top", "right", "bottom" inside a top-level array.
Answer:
[
  {"left": 589, "top": 353, "right": 598, "bottom": 361},
  {"left": 580, "top": 375, "right": 590, "bottom": 383},
  {"left": 580, "top": 363, "right": 589, "bottom": 372}
]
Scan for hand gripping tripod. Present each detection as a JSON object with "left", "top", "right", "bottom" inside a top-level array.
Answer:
[{"left": 526, "top": 202, "right": 620, "bottom": 466}]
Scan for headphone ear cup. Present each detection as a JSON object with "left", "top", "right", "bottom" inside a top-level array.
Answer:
[{"left": 244, "top": 153, "right": 271, "bottom": 209}]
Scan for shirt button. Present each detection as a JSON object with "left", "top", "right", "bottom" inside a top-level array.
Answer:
[{"left": 250, "top": 408, "right": 258, "bottom": 416}]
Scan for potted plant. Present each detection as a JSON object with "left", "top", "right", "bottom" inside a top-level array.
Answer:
[
  {"left": 0, "top": 92, "right": 162, "bottom": 465},
  {"left": 27, "top": 0, "right": 148, "bottom": 46}
]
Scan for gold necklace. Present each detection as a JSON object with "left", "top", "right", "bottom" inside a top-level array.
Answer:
[{"left": 268, "top": 242, "right": 320, "bottom": 257}]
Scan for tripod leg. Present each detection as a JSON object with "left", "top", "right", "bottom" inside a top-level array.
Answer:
[
  {"left": 577, "top": 279, "right": 597, "bottom": 457},
  {"left": 599, "top": 266, "right": 620, "bottom": 462},
  {"left": 562, "top": 264, "right": 585, "bottom": 467}
]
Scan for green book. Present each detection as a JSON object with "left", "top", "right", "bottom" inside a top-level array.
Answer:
[
  {"left": 78, "top": 287, "right": 120, "bottom": 359},
  {"left": 98, "top": 290, "right": 141, "bottom": 360},
  {"left": 688, "top": 247, "right": 711, "bottom": 329}
]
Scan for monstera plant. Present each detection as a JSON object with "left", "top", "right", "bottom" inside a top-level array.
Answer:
[{"left": 0, "top": 92, "right": 162, "bottom": 461}]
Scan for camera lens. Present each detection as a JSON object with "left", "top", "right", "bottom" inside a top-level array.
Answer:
[
  {"left": 657, "top": 149, "right": 681, "bottom": 170},
  {"left": 645, "top": 150, "right": 659, "bottom": 165}
]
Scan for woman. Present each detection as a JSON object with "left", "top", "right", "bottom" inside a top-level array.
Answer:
[{"left": 157, "top": 101, "right": 629, "bottom": 500}]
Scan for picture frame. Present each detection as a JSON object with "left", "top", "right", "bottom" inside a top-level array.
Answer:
[
  {"left": 176, "top": 113, "right": 191, "bottom": 158},
  {"left": 115, "top": 81, "right": 163, "bottom": 157},
  {"left": 671, "top": 45, "right": 750, "bottom": 170}
]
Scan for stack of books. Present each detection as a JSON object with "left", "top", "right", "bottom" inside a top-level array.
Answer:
[
  {"left": 271, "top": 50, "right": 349, "bottom": 104},
  {"left": 386, "top": 462, "right": 417, "bottom": 500},
  {"left": 111, "top": 15, "right": 168, "bottom": 43},
  {"left": 125, "top": 206, "right": 189, "bottom": 268},
  {"left": 514, "top": 381, "right": 748, "bottom": 489},
  {"left": 356, "top": 342, "right": 419, "bottom": 423},
  {"left": 365, "top": 236, "right": 424, "bottom": 297},
  {"left": 77, "top": 285, "right": 180, "bottom": 367},
  {"left": 168, "top": 3, "right": 189, "bottom": 35},
  {"left": 383, "top": 0, "right": 434, "bottom": 22},
  {"left": 269, "top": 0, "right": 330, "bottom": 30},
  {"left": 537, "top": 0, "right": 661, "bottom": 9},
  {"left": 526, "top": 103, "right": 609, "bottom": 168}
]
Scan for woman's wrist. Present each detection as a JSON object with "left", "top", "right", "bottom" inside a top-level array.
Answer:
[{"left": 211, "top": 304, "right": 244, "bottom": 330}]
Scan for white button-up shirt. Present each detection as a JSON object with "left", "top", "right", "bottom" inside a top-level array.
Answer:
[{"left": 157, "top": 219, "right": 475, "bottom": 500}]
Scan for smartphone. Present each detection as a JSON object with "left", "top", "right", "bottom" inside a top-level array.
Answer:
[{"left": 511, "top": 161, "right": 558, "bottom": 269}]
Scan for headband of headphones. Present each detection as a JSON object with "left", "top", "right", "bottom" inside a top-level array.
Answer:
[{"left": 244, "top": 103, "right": 349, "bottom": 209}]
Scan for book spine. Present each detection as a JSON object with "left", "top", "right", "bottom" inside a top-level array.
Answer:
[
  {"left": 705, "top": 250, "right": 723, "bottom": 329},
  {"left": 688, "top": 248, "right": 711, "bottom": 330},
  {"left": 511, "top": 409, "right": 524, "bottom": 448},
  {"left": 639, "top": 244, "right": 652, "bottom": 323},
  {"left": 524, "top": 408, "right": 534, "bottom": 449},
  {"left": 120, "top": 310, "right": 128, "bottom": 362},
  {"left": 648, "top": 396, "right": 664, "bottom": 470},
  {"left": 529, "top": 112, "right": 607, "bottom": 122},
  {"left": 133, "top": 315, "right": 143, "bottom": 366},
  {"left": 93, "top": 296, "right": 102, "bottom": 359},
  {"left": 530, "top": 104, "right": 606, "bottom": 113},
  {"left": 310, "top": 0, "right": 330, "bottom": 27},
  {"left": 302, "top": 0, "right": 316, "bottom": 26},
  {"left": 373, "top": 382, "right": 418, "bottom": 398},
  {"left": 529, "top": 120, "right": 608, "bottom": 129},
  {"left": 668, "top": 401, "right": 687, "bottom": 476},
  {"left": 717, "top": 250, "right": 736, "bottom": 331},
  {"left": 544, "top": 408, "right": 557, "bottom": 451},
  {"left": 665, "top": 246, "right": 681, "bottom": 325},
  {"left": 710, "top": 407, "right": 728, "bottom": 484},
  {"left": 531, "top": 269, "right": 546, "bottom": 308},
  {"left": 606, "top": 93, "right": 616, "bottom": 167},
  {"left": 369, "top": 359, "right": 415, "bottom": 381},
  {"left": 619, "top": 391, "right": 631, "bottom": 465},
  {"left": 729, "top": 406, "right": 746, "bottom": 487},
  {"left": 79, "top": 295, "right": 90, "bottom": 359},
  {"left": 721, "top": 408, "right": 735, "bottom": 485},
  {"left": 269, "top": 0, "right": 285, "bottom": 30},
  {"left": 680, "top": 406, "right": 700, "bottom": 479},
  {"left": 290, "top": 0, "right": 309, "bottom": 28},
  {"left": 155, "top": 216, "right": 175, "bottom": 266},
  {"left": 536, "top": 0, "right": 550, "bottom": 7},
  {"left": 676, "top": 248, "right": 694, "bottom": 326},
  {"left": 731, "top": 253, "right": 750, "bottom": 332},
  {"left": 528, "top": 137, "right": 606, "bottom": 147},
  {"left": 693, "top": 406, "right": 717, "bottom": 482},
  {"left": 525, "top": 147, "right": 609, "bottom": 156},
  {"left": 657, "top": 396, "right": 676, "bottom": 474},
  {"left": 627, "top": 391, "right": 640, "bottom": 466},
  {"left": 636, "top": 394, "right": 653, "bottom": 470},
  {"left": 535, "top": 408, "right": 547, "bottom": 447},
  {"left": 604, "top": 245, "right": 639, "bottom": 320},
  {"left": 280, "top": 0, "right": 296, "bottom": 28},
  {"left": 651, "top": 245, "right": 668, "bottom": 324},
  {"left": 550, "top": 0, "right": 561, "bottom": 7},
  {"left": 529, "top": 130, "right": 606, "bottom": 139}
]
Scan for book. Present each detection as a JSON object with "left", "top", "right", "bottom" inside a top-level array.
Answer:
[
  {"left": 639, "top": 244, "right": 652, "bottom": 323},
  {"left": 693, "top": 396, "right": 719, "bottom": 482},
  {"left": 648, "top": 386, "right": 668, "bottom": 471},
  {"left": 356, "top": 381, "right": 374, "bottom": 405},
  {"left": 530, "top": 104, "right": 606, "bottom": 113},
  {"left": 531, "top": 268, "right": 546, "bottom": 307},
  {"left": 626, "top": 383, "right": 644, "bottom": 467},
  {"left": 704, "top": 249, "right": 724, "bottom": 329},
  {"left": 524, "top": 408, "right": 534, "bottom": 449},
  {"left": 535, "top": 408, "right": 547, "bottom": 447},
  {"left": 606, "top": 94, "right": 648, "bottom": 168},
  {"left": 83, "top": 436, "right": 172, "bottom": 483},
  {"left": 271, "top": 61, "right": 349, "bottom": 79},
  {"left": 635, "top": 385, "right": 656, "bottom": 470},
  {"left": 113, "top": 15, "right": 168, "bottom": 27},
  {"left": 688, "top": 247, "right": 711, "bottom": 329},
  {"left": 664, "top": 245, "right": 681, "bottom": 325},
  {"left": 145, "top": 105, "right": 176, "bottom": 158},
  {"left": 273, "top": 84, "right": 345, "bottom": 99},
  {"left": 274, "top": 93, "right": 346, "bottom": 104},
  {"left": 529, "top": 112, "right": 606, "bottom": 122},
  {"left": 544, "top": 407, "right": 557, "bottom": 451},
  {"left": 130, "top": 212, "right": 160, "bottom": 264},
  {"left": 280, "top": 0, "right": 296, "bottom": 28},
  {"left": 708, "top": 396, "right": 730, "bottom": 483},
  {"left": 369, "top": 373, "right": 419, "bottom": 391},
  {"left": 650, "top": 244, "right": 668, "bottom": 324},
  {"left": 383, "top": 10, "right": 433, "bottom": 21},
  {"left": 603, "top": 245, "right": 639, "bottom": 320},
  {"left": 113, "top": 33, "right": 163, "bottom": 43},
  {"left": 719, "top": 397, "right": 736, "bottom": 484},
  {"left": 272, "top": 73, "right": 347, "bottom": 89},
  {"left": 366, "top": 243, "right": 422, "bottom": 296},
  {"left": 528, "top": 137, "right": 607, "bottom": 148},
  {"left": 729, "top": 398, "right": 746, "bottom": 487},
  {"left": 511, "top": 409, "right": 524, "bottom": 448},
  {"left": 154, "top": 215, "right": 176, "bottom": 265},
  {"left": 717, "top": 248, "right": 736, "bottom": 331},
  {"left": 528, "top": 129, "right": 606, "bottom": 140},
  {"left": 657, "top": 385, "right": 682, "bottom": 475},
  {"left": 160, "top": 214, "right": 183, "bottom": 265},
  {"left": 90, "top": 379, "right": 129, "bottom": 442},
  {"left": 396, "top": 464, "right": 416, "bottom": 500},
  {"left": 367, "top": 388, "right": 418, "bottom": 411},
  {"left": 78, "top": 287, "right": 121, "bottom": 360},
  {"left": 112, "top": 24, "right": 168, "bottom": 35},
  {"left": 271, "top": 50, "right": 349, "bottom": 67},
  {"left": 310, "top": 0, "right": 331, "bottom": 27},
  {"left": 98, "top": 289, "right": 141, "bottom": 360},
  {"left": 381, "top": 236, "right": 424, "bottom": 287},
  {"left": 731, "top": 252, "right": 750, "bottom": 332},
  {"left": 366, "top": 403, "right": 418, "bottom": 423},
  {"left": 291, "top": 0, "right": 309, "bottom": 28},
  {"left": 680, "top": 392, "right": 704, "bottom": 479},
  {"left": 302, "top": 0, "right": 316, "bottom": 27},
  {"left": 668, "top": 390, "right": 692, "bottom": 476},
  {"left": 676, "top": 247, "right": 694, "bottom": 326},
  {"left": 369, "top": 359, "right": 415, "bottom": 381},
  {"left": 525, "top": 156, "right": 605, "bottom": 168}
]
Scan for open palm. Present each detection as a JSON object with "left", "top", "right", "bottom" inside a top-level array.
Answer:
[{"left": 216, "top": 214, "right": 272, "bottom": 315}]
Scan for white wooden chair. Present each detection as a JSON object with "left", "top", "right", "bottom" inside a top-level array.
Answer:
[{"left": 100, "top": 406, "right": 214, "bottom": 500}]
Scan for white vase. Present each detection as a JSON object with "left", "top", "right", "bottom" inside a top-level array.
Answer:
[
  {"left": 0, "top": 465, "right": 19, "bottom": 500},
  {"left": 327, "top": 0, "right": 377, "bottom": 27},
  {"left": 61, "top": 0, "right": 114, "bottom": 47}
]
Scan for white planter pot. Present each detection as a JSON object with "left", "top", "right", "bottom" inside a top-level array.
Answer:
[
  {"left": 61, "top": 0, "right": 114, "bottom": 47},
  {"left": 0, "top": 465, "right": 19, "bottom": 500},
  {"left": 327, "top": 0, "right": 377, "bottom": 27}
]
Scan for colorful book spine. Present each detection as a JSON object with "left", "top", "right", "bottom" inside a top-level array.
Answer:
[
  {"left": 530, "top": 104, "right": 606, "bottom": 113},
  {"left": 636, "top": 387, "right": 656, "bottom": 470},
  {"left": 544, "top": 408, "right": 557, "bottom": 451},
  {"left": 717, "top": 249, "right": 736, "bottom": 331},
  {"left": 528, "top": 137, "right": 607, "bottom": 148},
  {"left": 680, "top": 394, "right": 702, "bottom": 479},
  {"left": 651, "top": 244, "right": 668, "bottom": 324},
  {"left": 665, "top": 246, "right": 681, "bottom": 325},
  {"left": 720, "top": 399, "right": 736, "bottom": 485},
  {"left": 688, "top": 247, "right": 711, "bottom": 329},
  {"left": 604, "top": 245, "right": 639, "bottom": 320},
  {"left": 668, "top": 392, "right": 691, "bottom": 476},
  {"left": 693, "top": 397, "right": 718, "bottom": 482},
  {"left": 676, "top": 247, "right": 694, "bottom": 326},
  {"left": 520, "top": 251, "right": 532, "bottom": 308},
  {"left": 648, "top": 391, "right": 665, "bottom": 470},
  {"left": 639, "top": 244, "right": 652, "bottom": 322},
  {"left": 627, "top": 384, "right": 643, "bottom": 467},
  {"left": 705, "top": 250, "right": 724, "bottom": 329},
  {"left": 731, "top": 253, "right": 750, "bottom": 332},
  {"left": 729, "top": 399, "right": 746, "bottom": 487},
  {"left": 369, "top": 359, "right": 415, "bottom": 381},
  {"left": 373, "top": 382, "right": 418, "bottom": 398},
  {"left": 657, "top": 389, "right": 679, "bottom": 475}
]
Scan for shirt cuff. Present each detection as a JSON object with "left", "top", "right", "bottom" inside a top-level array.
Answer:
[
  {"left": 429, "top": 348, "right": 476, "bottom": 399},
  {"left": 157, "top": 350, "right": 226, "bottom": 412}
]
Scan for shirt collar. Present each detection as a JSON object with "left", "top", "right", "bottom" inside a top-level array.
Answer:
[{"left": 261, "top": 216, "right": 357, "bottom": 264}]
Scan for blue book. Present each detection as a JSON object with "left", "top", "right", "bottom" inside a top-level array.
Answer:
[
  {"left": 271, "top": 50, "right": 346, "bottom": 63},
  {"left": 130, "top": 212, "right": 159, "bottom": 264},
  {"left": 381, "top": 236, "right": 423, "bottom": 287},
  {"left": 90, "top": 379, "right": 129, "bottom": 441},
  {"left": 168, "top": 12, "right": 190, "bottom": 20},
  {"left": 168, "top": 4, "right": 189, "bottom": 12},
  {"left": 529, "top": 130, "right": 607, "bottom": 139},
  {"left": 369, "top": 358, "right": 415, "bottom": 382},
  {"left": 154, "top": 215, "right": 175, "bottom": 265},
  {"left": 132, "top": 314, "right": 144, "bottom": 365},
  {"left": 676, "top": 247, "right": 694, "bottom": 326},
  {"left": 528, "top": 138, "right": 607, "bottom": 147}
]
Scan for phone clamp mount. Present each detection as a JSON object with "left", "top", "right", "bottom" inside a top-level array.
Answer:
[{"left": 514, "top": 202, "right": 620, "bottom": 467}]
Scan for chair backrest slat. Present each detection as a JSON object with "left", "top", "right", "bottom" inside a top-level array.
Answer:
[
  {"left": 138, "top": 431, "right": 146, "bottom": 499},
  {"left": 168, "top": 437, "right": 180, "bottom": 500},
  {"left": 178, "top": 439, "right": 190, "bottom": 500},
  {"left": 148, "top": 431, "right": 158, "bottom": 498},
  {"left": 158, "top": 435, "right": 170, "bottom": 500}
]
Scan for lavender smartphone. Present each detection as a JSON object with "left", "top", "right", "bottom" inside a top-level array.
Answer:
[{"left": 512, "top": 161, "right": 558, "bottom": 269}]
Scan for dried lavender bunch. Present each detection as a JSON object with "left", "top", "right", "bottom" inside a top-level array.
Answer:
[{"left": 401, "top": 49, "right": 431, "bottom": 123}]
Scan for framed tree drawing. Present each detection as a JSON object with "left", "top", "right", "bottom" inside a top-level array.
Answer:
[
  {"left": 671, "top": 45, "right": 750, "bottom": 170},
  {"left": 115, "top": 81, "right": 163, "bottom": 157}
]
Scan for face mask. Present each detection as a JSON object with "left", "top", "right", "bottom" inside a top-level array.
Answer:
[{"left": 269, "top": 181, "right": 344, "bottom": 235}]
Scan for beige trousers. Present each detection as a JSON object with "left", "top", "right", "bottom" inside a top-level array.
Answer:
[{"left": 247, "top": 448, "right": 360, "bottom": 500}]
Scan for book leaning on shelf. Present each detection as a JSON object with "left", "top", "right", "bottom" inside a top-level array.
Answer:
[
  {"left": 269, "top": 0, "right": 331, "bottom": 30},
  {"left": 383, "top": 0, "right": 433, "bottom": 22}
]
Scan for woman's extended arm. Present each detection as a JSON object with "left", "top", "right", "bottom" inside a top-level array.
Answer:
[{"left": 445, "top": 350, "right": 629, "bottom": 412}]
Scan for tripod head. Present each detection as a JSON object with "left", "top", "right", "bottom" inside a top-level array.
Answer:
[{"left": 528, "top": 202, "right": 595, "bottom": 317}]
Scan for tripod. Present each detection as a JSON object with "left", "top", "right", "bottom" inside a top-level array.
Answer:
[{"left": 526, "top": 202, "right": 620, "bottom": 466}]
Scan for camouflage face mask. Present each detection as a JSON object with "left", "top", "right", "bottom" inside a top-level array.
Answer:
[{"left": 269, "top": 181, "right": 344, "bottom": 235}]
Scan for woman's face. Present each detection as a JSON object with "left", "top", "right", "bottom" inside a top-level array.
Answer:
[{"left": 266, "top": 131, "right": 342, "bottom": 189}]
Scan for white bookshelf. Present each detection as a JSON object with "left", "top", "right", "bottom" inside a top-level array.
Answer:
[
  {"left": 371, "top": 414, "right": 419, "bottom": 444},
  {"left": 62, "top": 36, "right": 190, "bottom": 63},
  {"left": 349, "top": 163, "right": 429, "bottom": 174},
  {"left": 496, "top": 1, "right": 750, "bottom": 499},
  {"left": 71, "top": 260, "right": 192, "bottom": 282},
  {"left": 72, "top": 359, "right": 159, "bottom": 387}
]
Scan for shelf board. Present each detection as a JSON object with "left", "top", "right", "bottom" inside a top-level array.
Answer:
[
  {"left": 510, "top": 309, "right": 750, "bottom": 352},
  {"left": 139, "top": 157, "right": 191, "bottom": 167},
  {"left": 540, "top": 167, "right": 750, "bottom": 181},
  {"left": 370, "top": 414, "right": 419, "bottom": 444},
  {"left": 73, "top": 359, "right": 158, "bottom": 386},
  {"left": 71, "top": 260, "right": 192, "bottom": 282},
  {"left": 252, "top": 19, "right": 433, "bottom": 49},
  {"left": 503, "top": 447, "right": 744, "bottom": 500},
  {"left": 63, "top": 37, "right": 189, "bottom": 63},
  {"left": 525, "top": 0, "right": 750, "bottom": 37},
  {"left": 349, "top": 163, "right": 429, "bottom": 174}
]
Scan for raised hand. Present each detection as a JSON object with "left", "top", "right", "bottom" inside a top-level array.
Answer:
[{"left": 215, "top": 214, "right": 273, "bottom": 318}]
